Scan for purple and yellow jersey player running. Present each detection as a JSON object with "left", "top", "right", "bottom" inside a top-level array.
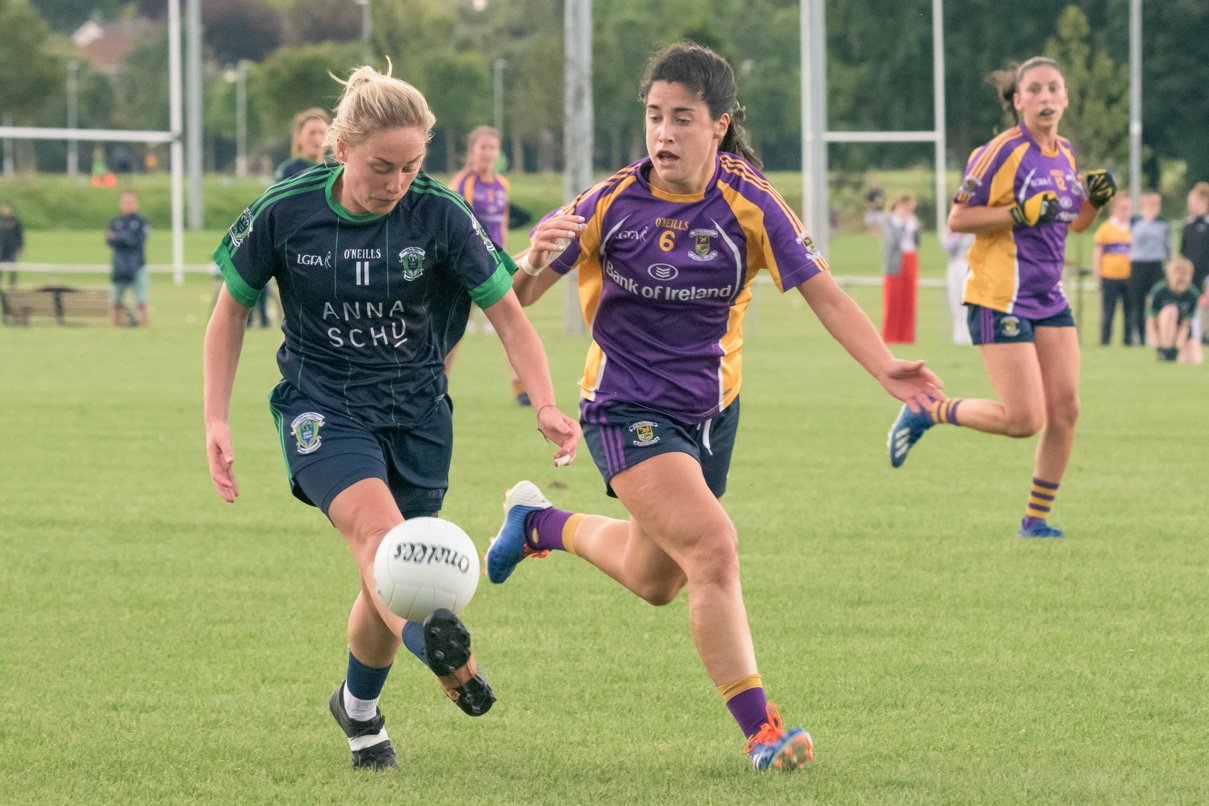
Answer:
[
  {"left": 887, "top": 56, "right": 1117, "bottom": 539},
  {"left": 486, "top": 42, "right": 941, "bottom": 772}
]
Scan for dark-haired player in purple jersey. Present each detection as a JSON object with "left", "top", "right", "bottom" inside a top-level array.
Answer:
[
  {"left": 484, "top": 42, "right": 941, "bottom": 772},
  {"left": 887, "top": 57, "right": 1116, "bottom": 539},
  {"left": 203, "top": 63, "right": 580, "bottom": 771}
]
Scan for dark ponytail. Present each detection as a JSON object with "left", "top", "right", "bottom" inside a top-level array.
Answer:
[
  {"left": 986, "top": 56, "right": 1064, "bottom": 125},
  {"left": 639, "top": 41, "right": 762, "bottom": 169}
]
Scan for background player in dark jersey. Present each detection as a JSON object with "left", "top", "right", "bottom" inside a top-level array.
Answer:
[
  {"left": 203, "top": 63, "right": 580, "bottom": 771},
  {"left": 274, "top": 107, "right": 331, "bottom": 182},
  {"left": 888, "top": 57, "right": 1115, "bottom": 539},
  {"left": 1179, "top": 181, "right": 1209, "bottom": 349},
  {"left": 486, "top": 42, "right": 941, "bottom": 772}
]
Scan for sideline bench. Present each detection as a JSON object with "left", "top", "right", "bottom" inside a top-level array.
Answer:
[{"left": 1, "top": 286, "right": 111, "bottom": 326}]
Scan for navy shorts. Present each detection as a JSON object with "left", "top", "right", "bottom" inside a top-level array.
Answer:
[
  {"left": 580, "top": 397, "right": 740, "bottom": 499},
  {"left": 268, "top": 381, "right": 451, "bottom": 518},
  {"left": 966, "top": 304, "right": 1076, "bottom": 345}
]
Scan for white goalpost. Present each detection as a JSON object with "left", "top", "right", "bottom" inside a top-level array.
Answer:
[{"left": 0, "top": 0, "right": 188, "bottom": 284}]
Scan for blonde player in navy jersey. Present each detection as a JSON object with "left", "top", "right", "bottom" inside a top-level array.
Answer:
[
  {"left": 203, "top": 63, "right": 580, "bottom": 771},
  {"left": 486, "top": 42, "right": 941, "bottom": 772},
  {"left": 887, "top": 57, "right": 1116, "bottom": 538}
]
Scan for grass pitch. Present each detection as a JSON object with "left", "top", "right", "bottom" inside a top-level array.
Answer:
[{"left": 1, "top": 264, "right": 1206, "bottom": 805}]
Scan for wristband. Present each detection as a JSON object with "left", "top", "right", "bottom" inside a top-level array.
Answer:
[{"left": 518, "top": 253, "right": 545, "bottom": 276}]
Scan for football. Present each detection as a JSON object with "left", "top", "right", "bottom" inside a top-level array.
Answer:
[{"left": 373, "top": 517, "right": 481, "bottom": 621}]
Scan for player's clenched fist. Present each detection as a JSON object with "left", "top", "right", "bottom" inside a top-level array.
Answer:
[
  {"left": 1084, "top": 169, "right": 1116, "bottom": 209},
  {"left": 1010, "top": 190, "right": 1059, "bottom": 226}
]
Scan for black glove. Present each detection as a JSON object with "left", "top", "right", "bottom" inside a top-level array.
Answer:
[
  {"left": 1010, "top": 191, "right": 1059, "bottom": 226},
  {"left": 1084, "top": 169, "right": 1116, "bottom": 209}
]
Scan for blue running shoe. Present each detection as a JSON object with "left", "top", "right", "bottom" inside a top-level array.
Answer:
[
  {"left": 1018, "top": 519, "right": 1065, "bottom": 538},
  {"left": 744, "top": 704, "right": 814, "bottom": 772},
  {"left": 485, "top": 481, "right": 552, "bottom": 584},
  {"left": 887, "top": 402, "right": 934, "bottom": 468}
]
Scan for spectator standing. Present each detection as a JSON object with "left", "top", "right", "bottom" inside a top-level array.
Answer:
[
  {"left": 1179, "top": 181, "right": 1209, "bottom": 347},
  {"left": 1, "top": 203, "right": 23, "bottom": 287},
  {"left": 1092, "top": 194, "right": 1133, "bottom": 345},
  {"left": 1128, "top": 191, "right": 1171, "bottom": 345},
  {"left": 879, "top": 193, "right": 921, "bottom": 344},
  {"left": 106, "top": 191, "right": 150, "bottom": 327}
]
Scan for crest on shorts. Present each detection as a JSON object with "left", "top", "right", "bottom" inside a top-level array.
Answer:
[
  {"left": 628, "top": 420, "right": 660, "bottom": 446},
  {"left": 399, "top": 246, "right": 426, "bottom": 281},
  {"left": 228, "top": 207, "right": 253, "bottom": 248},
  {"left": 688, "top": 229, "right": 718, "bottom": 261},
  {"left": 1001, "top": 316, "right": 1020, "bottom": 338},
  {"left": 291, "top": 412, "right": 326, "bottom": 454}
]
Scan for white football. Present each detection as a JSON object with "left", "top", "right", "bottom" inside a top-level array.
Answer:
[{"left": 373, "top": 517, "right": 480, "bottom": 621}]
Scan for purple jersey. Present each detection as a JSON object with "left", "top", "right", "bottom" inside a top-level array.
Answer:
[
  {"left": 450, "top": 170, "right": 509, "bottom": 247},
  {"left": 955, "top": 124, "right": 1084, "bottom": 317},
  {"left": 547, "top": 155, "right": 827, "bottom": 423}
]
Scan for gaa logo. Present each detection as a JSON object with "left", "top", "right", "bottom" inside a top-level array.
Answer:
[
  {"left": 228, "top": 207, "right": 253, "bottom": 248},
  {"left": 291, "top": 412, "right": 326, "bottom": 454}
]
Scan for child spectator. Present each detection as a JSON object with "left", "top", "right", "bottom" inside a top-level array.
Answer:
[
  {"left": 1146, "top": 255, "right": 1202, "bottom": 363},
  {"left": 106, "top": 190, "right": 150, "bottom": 327},
  {"left": 1093, "top": 193, "right": 1133, "bottom": 345}
]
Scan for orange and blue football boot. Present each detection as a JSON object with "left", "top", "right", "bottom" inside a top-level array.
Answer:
[{"left": 744, "top": 703, "right": 814, "bottom": 772}]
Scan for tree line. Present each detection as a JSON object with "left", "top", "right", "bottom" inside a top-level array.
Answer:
[{"left": 2, "top": 0, "right": 1207, "bottom": 190}]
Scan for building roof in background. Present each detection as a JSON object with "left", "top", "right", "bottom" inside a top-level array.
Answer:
[{"left": 71, "top": 16, "right": 156, "bottom": 75}]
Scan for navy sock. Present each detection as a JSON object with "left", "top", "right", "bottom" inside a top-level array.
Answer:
[
  {"left": 345, "top": 651, "right": 392, "bottom": 702},
  {"left": 401, "top": 620, "right": 429, "bottom": 666}
]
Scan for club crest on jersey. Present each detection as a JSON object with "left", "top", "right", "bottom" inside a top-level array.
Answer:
[
  {"left": 628, "top": 420, "right": 660, "bottom": 446},
  {"left": 398, "top": 247, "right": 426, "bottom": 281},
  {"left": 228, "top": 208, "right": 253, "bottom": 248},
  {"left": 1001, "top": 316, "right": 1021, "bottom": 338},
  {"left": 797, "top": 232, "right": 820, "bottom": 257},
  {"left": 688, "top": 229, "right": 718, "bottom": 261},
  {"left": 291, "top": 412, "right": 326, "bottom": 455},
  {"left": 960, "top": 176, "right": 981, "bottom": 195}
]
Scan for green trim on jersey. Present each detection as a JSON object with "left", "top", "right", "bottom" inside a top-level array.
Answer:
[
  {"left": 406, "top": 173, "right": 519, "bottom": 306},
  {"left": 324, "top": 165, "right": 388, "bottom": 223},
  {"left": 213, "top": 247, "right": 260, "bottom": 307}
]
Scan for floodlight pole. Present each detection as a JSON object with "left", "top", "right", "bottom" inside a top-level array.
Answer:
[
  {"left": 493, "top": 58, "right": 506, "bottom": 135},
  {"left": 1129, "top": 0, "right": 1142, "bottom": 195},
  {"left": 563, "top": 0, "right": 592, "bottom": 335},
  {"left": 235, "top": 60, "right": 248, "bottom": 178},
  {"left": 932, "top": 0, "right": 947, "bottom": 234},
  {"left": 67, "top": 60, "right": 80, "bottom": 177},
  {"left": 186, "top": 0, "right": 203, "bottom": 231},
  {"left": 169, "top": 0, "right": 186, "bottom": 282}
]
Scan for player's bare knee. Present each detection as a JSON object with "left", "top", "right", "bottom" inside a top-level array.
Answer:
[
  {"left": 636, "top": 574, "right": 685, "bottom": 606},
  {"left": 1003, "top": 409, "right": 1044, "bottom": 438},
  {"left": 684, "top": 530, "right": 741, "bottom": 589}
]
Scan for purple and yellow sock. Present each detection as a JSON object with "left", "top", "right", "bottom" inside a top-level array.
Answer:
[
  {"left": 522, "top": 508, "right": 586, "bottom": 556},
  {"left": 928, "top": 398, "right": 965, "bottom": 426},
  {"left": 719, "top": 673, "right": 768, "bottom": 739},
  {"left": 1022, "top": 477, "right": 1059, "bottom": 528}
]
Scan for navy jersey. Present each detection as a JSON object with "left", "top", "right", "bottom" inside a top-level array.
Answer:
[{"left": 214, "top": 164, "right": 517, "bottom": 428}]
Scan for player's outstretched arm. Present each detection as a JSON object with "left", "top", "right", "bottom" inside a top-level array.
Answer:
[
  {"left": 510, "top": 248, "right": 562, "bottom": 307},
  {"left": 203, "top": 285, "right": 252, "bottom": 502},
  {"left": 482, "top": 291, "right": 582, "bottom": 466},
  {"left": 796, "top": 271, "right": 943, "bottom": 413}
]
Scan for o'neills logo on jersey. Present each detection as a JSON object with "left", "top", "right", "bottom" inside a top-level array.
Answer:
[
  {"left": 343, "top": 248, "right": 381, "bottom": 260},
  {"left": 688, "top": 229, "right": 718, "bottom": 261},
  {"left": 399, "top": 247, "right": 425, "bottom": 281}
]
